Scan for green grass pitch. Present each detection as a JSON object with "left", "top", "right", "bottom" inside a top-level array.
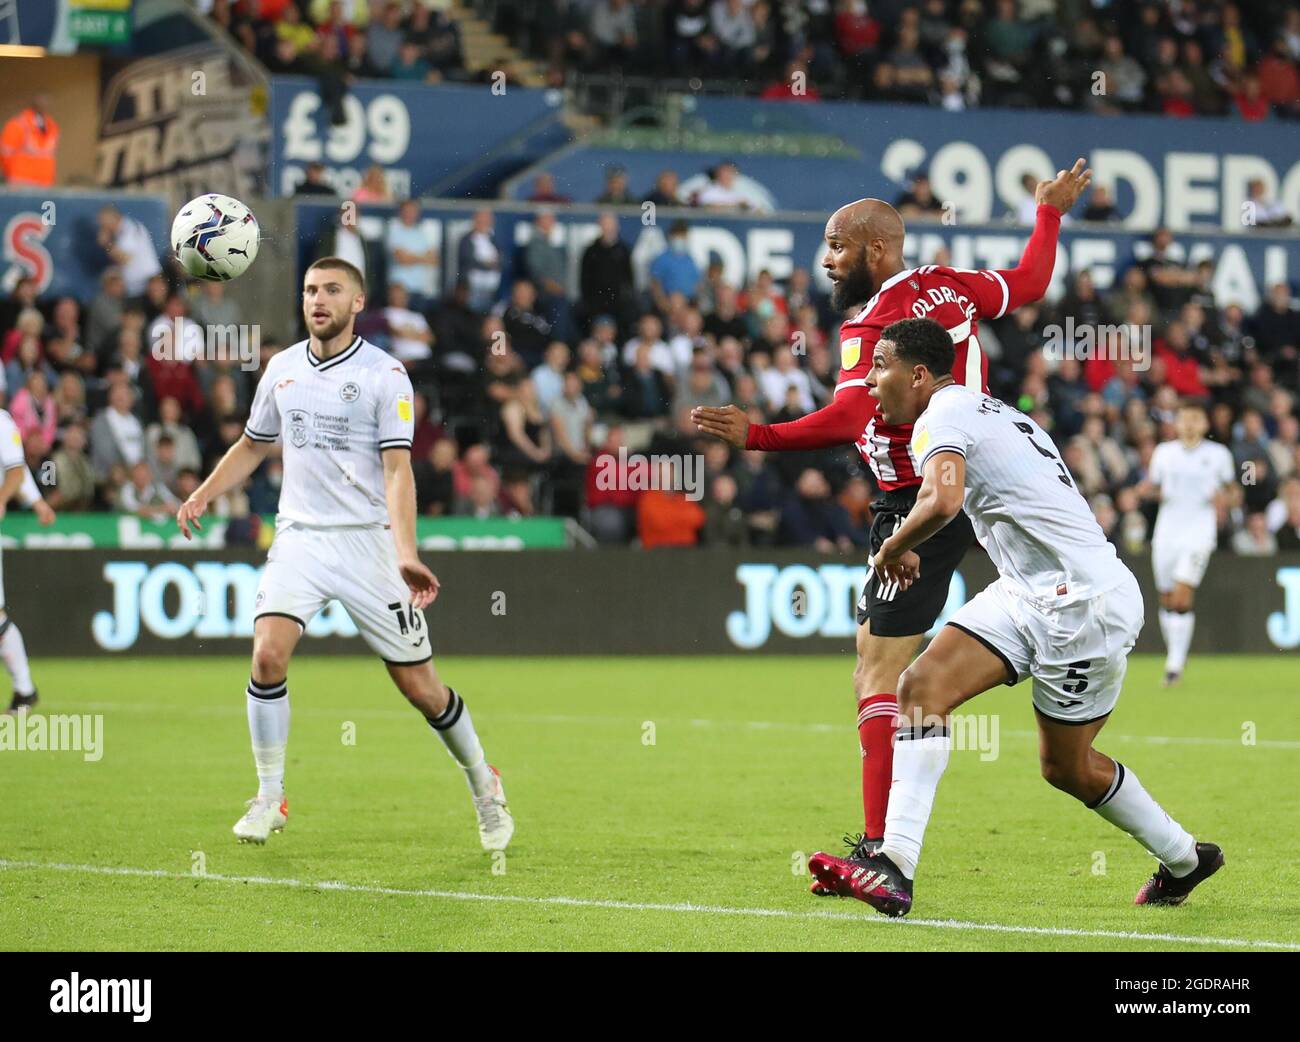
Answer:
[{"left": 1, "top": 655, "right": 1296, "bottom": 952}]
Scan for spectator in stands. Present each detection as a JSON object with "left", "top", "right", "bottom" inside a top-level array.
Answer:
[
  {"left": 47, "top": 422, "right": 95, "bottom": 511},
  {"left": 414, "top": 436, "right": 457, "bottom": 517},
  {"left": 637, "top": 459, "right": 706, "bottom": 547},
  {"left": 596, "top": 165, "right": 635, "bottom": 205},
  {"left": 590, "top": 0, "right": 638, "bottom": 69},
  {"left": 669, "top": 0, "right": 720, "bottom": 72},
  {"left": 10, "top": 370, "right": 56, "bottom": 453},
  {"left": 352, "top": 164, "right": 391, "bottom": 203},
  {"left": 84, "top": 268, "right": 127, "bottom": 359},
  {"left": 1, "top": 95, "right": 59, "bottom": 187},
  {"left": 1233, "top": 511, "right": 1278, "bottom": 555},
  {"left": 780, "top": 468, "right": 861, "bottom": 551},
  {"left": 386, "top": 199, "right": 440, "bottom": 309},
  {"left": 392, "top": 38, "right": 432, "bottom": 81},
  {"left": 895, "top": 171, "right": 945, "bottom": 219},
  {"left": 96, "top": 206, "right": 162, "bottom": 298},
  {"left": 532, "top": 340, "right": 570, "bottom": 418},
  {"left": 383, "top": 283, "right": 435, "bottom": 369},
  {"left": 458, "top": 209, "right": 502, "bottom": 312},
  {"left": 579, "top": 213, "right": 635, "bottom": 331},
  {"left": 1094, "top": 34, "right": 1146, "bottom": 112},
  {"left": 691, "top": 161, "right": 747, "bottom": 211},
  {"left": 621, "top": 313, "right": 674, "bottom": 378},
  {"left": 190, "top": 279, "right": 243, "bottom": 332},
  {"left": 1245, "top": 179, "right": 1292, "bottom": 228},
  {"left": 295, "top": 161, "right": 337, "bottom": 196},
  {"left": 494, "top": 280, "right": 552, "bottom": 369},
  {"left": 644, "top": 169, "right": 682, "bottom": 207},
  {"left": 1082, "top": 186, "right": 1120, "bottom": 223},
  {"left": 585, "top": 426, "right": 636, "bottom": 542},
  {"left": 146, "top": 395, "right": 203, "bottom": 476},
  {"left": 366, "top": 1, "right": 404, "bottom": 72},
  {"left": 523, "top": 209, "right": 569, "bottom": 334},
  {"left": 90, "top": 383, "right": 145, "bottom": 479},
  {"left": 649, "top": 221, "right": 702, "bottom": 310},
  {"left": 621, "top": 340, "right": 673, "bottom": 420},
  {"left": 527, "top": 173, "right": 571, "bottom": 204},
  {"left": 712, "top": 0, "right": 757, "bottom": 74},
  {"left": 550, "top": 370, "right": 593, "bottom": 516}
]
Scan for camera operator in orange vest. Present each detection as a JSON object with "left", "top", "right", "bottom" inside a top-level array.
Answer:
[{"left": 1, "top": 95, "right": 59, "bottom": 188}]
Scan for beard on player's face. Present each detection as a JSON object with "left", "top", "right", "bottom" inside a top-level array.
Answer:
[{"left": 830, "top": 258, "right": 875, "bottom": 312}]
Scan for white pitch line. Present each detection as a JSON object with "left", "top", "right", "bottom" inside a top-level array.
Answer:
[
  {"left": 61, "top": 702, "right": 1300, "bottom": 749},
  {"left": 0, "top": 858, "right": 1294, "bottom": 951}
]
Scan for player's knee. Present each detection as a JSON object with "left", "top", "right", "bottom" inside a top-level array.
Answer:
[
  {"left": 897, "top": 660, "right": 942, "bottom": 716},
  {"left": 250, "top": 642, "right": 290, "bottom": 684},
  {"left": 1039, "top": 754, "right": 1089, "bottom": 798}
]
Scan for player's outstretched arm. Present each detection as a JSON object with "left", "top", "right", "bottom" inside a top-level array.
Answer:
[
  {"left": 0, "top": 464, "right": 25, "bottom": 520},
  {"left": 693, "top": 386, "right": 871, "bottom": 452},
  {"left": 874, "top": 450, "right": 966, "bottom": 589},
  {"left": 176, "top": 435, "right": 272, "bottom": 539},
  {"left": 381, "top": 447, "right": 440, "bottom": 610}
]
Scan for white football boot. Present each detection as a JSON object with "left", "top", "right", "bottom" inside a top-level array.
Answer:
[
  {"left": 473, "top": 766, "right": 514, "bottom": 852},
  {"left": 233, "top": 795, "right": 288, "bottom": 844}
]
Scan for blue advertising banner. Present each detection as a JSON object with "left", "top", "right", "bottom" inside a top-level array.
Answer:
[
  {"left": 268, "top": 77, "right": 567, "bottom": 201},
  {"left": 506, "top": 98, "right": 1300, "bottom": 233},
  {"left": 295, "top": 198, "right": 1300, "bottom": 314},
  {"left": 0, "top": 189, "right": 167, "bottom": 299}
]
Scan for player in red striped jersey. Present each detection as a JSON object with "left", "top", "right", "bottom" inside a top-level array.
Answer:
[{"left": 694, "top": 159, "right": 1093, "bottom": 888}]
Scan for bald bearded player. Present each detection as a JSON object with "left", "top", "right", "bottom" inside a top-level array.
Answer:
[{"left": 694, "top": 160, "right": 1093, "bottom": 892}]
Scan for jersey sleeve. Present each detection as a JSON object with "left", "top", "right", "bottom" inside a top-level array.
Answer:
[
  {"left": 377, "top": 365, "right": 415, "bottom": 452},
  {"left": 910, "top": 398, "right": 972, "bottom": 470},
  {"left": 834, "top": 331, "right": 872, "bottom": 388},
  {"left": 1217, "top": 445, "right": 1236, "bottom": 486},
  {"left": 244, "top": 368, "right": 281, "bottom": 444},
  {"left": 0, "top": 411, "right": 23, "bottom": 471},
  {"left": 16, "top": 465, "right": 41, "bottom": 507},
  {"left": 950, "top": 205, "right": 1061, "bottom": 318},
  {"left": 946, "top": 268, "right": 1011, "bottom": 322},
  {"left": 1147, "top": 443, "right": 1166, "bottom": 484}
]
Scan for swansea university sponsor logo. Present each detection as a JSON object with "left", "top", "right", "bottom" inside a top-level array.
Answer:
[
  {"left": 725, "top": 563, "right": 967, "bottom": 649},
  {"left": 50, "top": 973, "right": 150, "bottom": 1022},
  {"left": 91, "top": 561, "right": 361, "bottom": 651}
]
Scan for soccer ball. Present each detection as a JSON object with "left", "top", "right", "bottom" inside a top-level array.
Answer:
[{"left": 171, "top": 193, "right": 260, "bottom": 281}]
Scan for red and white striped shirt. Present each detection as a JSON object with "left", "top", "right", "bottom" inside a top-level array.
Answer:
[
  {"left": 744, "top": 205, "right": 1063, "bottom": 491},
  {"left": 837, "top": 264, "right": 1002, "bottom": 489}
]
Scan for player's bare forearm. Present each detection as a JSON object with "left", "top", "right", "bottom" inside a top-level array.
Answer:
[
  {"left": 0, "top": 464, "right": 25, "bottom": 510},
  {"left": 887, "top": 453, "right": 966, "bottom": 555},
  {"left": 382, "top": 447, "right": 440, "bottom": 608},
  {"left": 382, "top": 448, "right": 420, "bottom": 563},
  {"left": 197, "top": 436, "right": 270, "bottom": 502},
  {"left": 177, "top": 436, "right": 270, "bottom": 538}
]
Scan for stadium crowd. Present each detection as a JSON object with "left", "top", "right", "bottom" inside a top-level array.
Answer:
[
  {"left": 204, "top": 0, "right": 1300, "bottom": 117},
  {"left": 4, "top": 194, "right": 1300, "bottom": 555}
]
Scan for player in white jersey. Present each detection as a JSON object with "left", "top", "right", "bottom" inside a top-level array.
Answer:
[
  {"left": 176, "top": 257, "right": 513, "bottom": 852},
  {"left": 1139, "top": 402, "right": 1237, "bottom": 686},
  {"left": 0, "top": 409, "right": 56, "bottom": 714},
  {"left": 808, "top": 318, "right": 1221, "bottom": 917}
]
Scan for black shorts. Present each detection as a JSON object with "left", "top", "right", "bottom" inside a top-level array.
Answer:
[{"left": 856, "top": 486, "right": 976, "bottom": 636}]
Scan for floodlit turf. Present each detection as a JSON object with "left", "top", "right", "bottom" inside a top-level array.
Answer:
[{"left": 1, "top": 655, "right": 1297, "bottom": 952}]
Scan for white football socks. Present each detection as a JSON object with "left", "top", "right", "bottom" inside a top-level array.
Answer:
[
  {"left": 1162, "top": 610, "right": 1195, "bottom": 676},
  {"left": 1090, "top": 761, "right": 1199, "bottom": 877},
  {"left": 881, "top": 727, "right": 951, "bottom": 879},
  {"left": 246, "top": 677, "right": 290, "bottom": 799},
  {"left": 427, "top": 688, "right": 494, "bottom": 797},
  {"left": 0, "top": 616, "right": 35, "bottom": 695}
]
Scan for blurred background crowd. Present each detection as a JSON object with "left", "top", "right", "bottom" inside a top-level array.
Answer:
[
  {"left": 6, "top": 196, "right": 1299, "bottom": 555},
  {"left": 201, "top": 0, "right": 1300, "bottom": 117}
]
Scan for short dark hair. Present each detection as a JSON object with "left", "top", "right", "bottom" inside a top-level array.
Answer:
[
  {"left": 307, "top": 256, "right": 366, "bottom": 293},
  {"left": 880, "top": 318, "right": 954, "bottom": 377}
]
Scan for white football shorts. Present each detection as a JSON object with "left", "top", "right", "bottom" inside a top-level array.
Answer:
[
  {"left": 254, "top": 522, "right": 431, "bottom": 665},
  {"left": 946, "top": 574, "right": 1144, "bottom": 724},
  {"left": 1151, "top": 535, "right": 1213, "bottom": 593}
]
